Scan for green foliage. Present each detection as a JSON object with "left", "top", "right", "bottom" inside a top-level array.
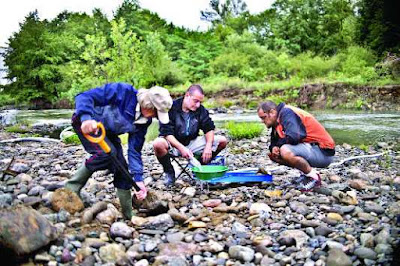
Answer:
[
  {"left": 1, "top": 0, "right": 399, "bottom": 109},
  {"left": 62, "top": 134, "right": 81, "bottom": 145},
  {"left": 224, "top": 121, "right": 264, "bottom": 140}
]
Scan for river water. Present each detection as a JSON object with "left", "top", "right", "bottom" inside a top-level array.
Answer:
[{"left": 4, "top": 109, "right": 400, "bottom": 146}]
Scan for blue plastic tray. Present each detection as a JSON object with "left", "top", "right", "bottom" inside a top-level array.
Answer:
[{"left": 204, "top": 171, "right": 273, "bottom": 184}]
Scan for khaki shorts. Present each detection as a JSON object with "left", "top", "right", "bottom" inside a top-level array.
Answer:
[{"left": 167, "top": 135, "right": 224, "bottom": 157}]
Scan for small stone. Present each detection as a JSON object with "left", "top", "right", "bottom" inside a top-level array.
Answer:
[
  {"left": 349, "top": 179, "right": 367, "bottom": 190},
  {"left": 249, "top": 202, "right": 272, "bottom": 215},
  {"left": 327, "top": 213, "right": 343, "bottom": 222},
  {"left": 167, "top": 232, "right": 185, "bottom": 243},
  {"left": 354, "top": 247, "right": 377, "bottom": 260},
  {"left": 364, "top": 201, "right": 385, "bottom": 215},
  {"left": 360, "top": 233, "right": 374, "bottom": 248},
  {"left": 203, "top": 199, "right": 222, "bottom": 208},
  {"left": 110, "top": 222, "right": 134, "bottom": 239},
  {"left": 326, "top": 248, "right": 352, "bottom": 266},
  {"left": 228, "top": 245, "right": 255, "bottom": 262}
]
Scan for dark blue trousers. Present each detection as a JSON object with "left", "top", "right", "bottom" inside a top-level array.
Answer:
[{"left": 72, "top": 114, "right": 134, "bottom": 190}]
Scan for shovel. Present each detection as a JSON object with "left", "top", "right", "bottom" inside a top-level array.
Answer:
[
  {"left": 83, "top": 122, "right": 141, "bottom": 191},
  {"left": 84, "top": 122, "right": 165, "bottom": 213}
]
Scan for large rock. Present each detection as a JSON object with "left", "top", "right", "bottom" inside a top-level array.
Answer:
[
  {"left": 0, "top": 205, "right": 59, "bottom": 255},
  {"left": 51, "top": 188, "right": 84, "bottom": 214},
  {"left": 326, "top": 248, "right": 352, "bottom": 266}
]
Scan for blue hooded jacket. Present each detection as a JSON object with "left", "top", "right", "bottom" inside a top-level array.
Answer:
[{"left": 75, "top": 83, "right": 151, "bottom": 181}]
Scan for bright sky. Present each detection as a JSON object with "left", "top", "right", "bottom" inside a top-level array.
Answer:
[{"left": 0, "top": 0, "right": 274, "bottom": 47}]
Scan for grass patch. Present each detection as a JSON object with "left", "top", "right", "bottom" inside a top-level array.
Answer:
[
  {"left": 62, "top": 134, "right": 81, "bottom": 145},
  {"left": 5, "top": 123, "right": 31, "bottom": 133},
  {"left": 224, "top": 121, "right": 264, "bottom": 140}
]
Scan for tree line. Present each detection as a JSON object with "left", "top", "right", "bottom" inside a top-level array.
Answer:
[{"left": 0, "top": 0, "right": 399, "bottom": 108}]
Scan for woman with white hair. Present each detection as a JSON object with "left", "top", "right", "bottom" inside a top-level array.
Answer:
[{"left": 65, "top": 83, "right": 172, "bottom": 219}]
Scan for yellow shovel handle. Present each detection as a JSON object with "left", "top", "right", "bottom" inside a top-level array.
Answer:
[{"left": 83, "top": 122, "right": 111, "bottom": 153}]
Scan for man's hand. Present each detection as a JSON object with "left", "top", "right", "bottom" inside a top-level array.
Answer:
[
  {"left": 268, "top": 146, "right": 281, "bottom": 161},
  {"left": 81, "top": 120, "right": 98, "bottom": 135},
  {"left": 202, "top": 144, "right": 212, "bottom": 164},
  {"left": 135, "top": 181, "right": 147, "bottom": 200},
  {"left": 179, "top": 146, "right": 193, "bottom": 159}
]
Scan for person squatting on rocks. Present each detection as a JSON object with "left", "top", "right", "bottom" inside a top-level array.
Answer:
[
  {"left": 257, "top": 100, "right": 335, "bottom": 191},
  {"left": 153, "top": 84, "right": 228, "bottom": 187},
  {"left": 64, "top": 83, "right": 173, "bottom": 219}
]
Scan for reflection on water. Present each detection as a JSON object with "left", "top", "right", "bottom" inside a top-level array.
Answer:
[{"left": 9, "top": 109, "right": 400, "bottom": 146}]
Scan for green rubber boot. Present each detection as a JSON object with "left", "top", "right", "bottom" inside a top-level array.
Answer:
[
  {"left": 116, "top": 188, "right": 134, "bottom": 220},
  {"left": 65, "top": 165, "right": 92, "bottom": 197}
]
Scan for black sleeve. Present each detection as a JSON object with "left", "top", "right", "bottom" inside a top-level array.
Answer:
[
  {"left": 199, "top": 106, "right": 215, "bottom": 134},
  {"left": 275, "top": 108, "right": 306, "bottom": 147},
  {"left": 159, "top": 110, "right": 175, "bottom": 136}
]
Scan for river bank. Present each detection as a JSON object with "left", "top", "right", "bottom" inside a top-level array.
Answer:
[{"left": 0, "top": 129, "right": 399, "bottom": 265}]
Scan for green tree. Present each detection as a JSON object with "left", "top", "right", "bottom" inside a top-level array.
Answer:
[
  {"left": 201, "top": 0, "right": 248, "bottom": 25},
  {"left": 3, "top": 12, "right": 63, "bottom": 105}
]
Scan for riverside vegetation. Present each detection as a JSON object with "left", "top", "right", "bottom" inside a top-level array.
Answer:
[{"left": 0, "top": 0, "right": 399, "bottom": 109}]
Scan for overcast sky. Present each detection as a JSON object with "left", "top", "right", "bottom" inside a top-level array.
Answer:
[{"left": 0, "top": 0, "right": 274, "bottom": 47}]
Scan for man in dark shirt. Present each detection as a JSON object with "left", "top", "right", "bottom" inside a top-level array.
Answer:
[{"left": 153, "top": 84, "right": 228, "bottom": 186}]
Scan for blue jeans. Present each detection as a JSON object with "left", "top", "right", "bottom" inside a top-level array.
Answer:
[{"left": 283, "top": 143, "right": 334, "bottom": 168}]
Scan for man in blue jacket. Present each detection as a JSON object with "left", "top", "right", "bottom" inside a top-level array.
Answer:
[
  {"left": 153, "top": 84, "right": 228, "bottom": 186},
  {"left": 65, "top": 83, "right": 173, "bottom": 219}
]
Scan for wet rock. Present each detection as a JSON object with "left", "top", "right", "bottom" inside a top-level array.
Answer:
[
  {"left": 228, "top": 245, "right": 255, "bottom": 262},
  {"left": 51, "top": 188, "right": 84, "bottom": 214},
  {"left": 110, "top": 222, "right": 134, "bottom": 239},
  {"left": 0, "top": 205, "right": 59, "bottom": 255}
]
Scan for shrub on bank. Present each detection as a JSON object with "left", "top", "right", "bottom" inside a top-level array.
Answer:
[{"left": 224, "top": 121, "right": 264, "bottom": 140}]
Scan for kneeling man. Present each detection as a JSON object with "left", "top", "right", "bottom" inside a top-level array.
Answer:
[{"left": 257, "top": 101, "right": 335, "bottom": 191}]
